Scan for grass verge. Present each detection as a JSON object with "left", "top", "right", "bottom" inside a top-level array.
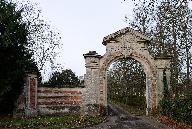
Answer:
[{"left": 0, "top": 114, "right": 105, "bottom": 129}]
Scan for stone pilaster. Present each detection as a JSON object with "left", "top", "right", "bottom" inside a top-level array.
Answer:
[
  {"left": 154, "top": 57, "right": 171, "bottom": 106},
  {"left": 83, "top": 51, "right": 101, "bottom": 115}
]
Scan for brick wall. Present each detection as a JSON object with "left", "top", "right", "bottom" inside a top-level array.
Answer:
[{"left": 37, "top": 87, "right": 84, "bottom": 114}]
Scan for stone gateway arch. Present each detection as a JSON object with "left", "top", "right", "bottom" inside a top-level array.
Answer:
[
  {"left": 83, "top": 27, "right": 171, "bottom": 115},
  {"left": 14, "top": 27, "right": 172, "bottom": 117}
]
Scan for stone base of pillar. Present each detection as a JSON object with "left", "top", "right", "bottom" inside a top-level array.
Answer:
[
  {"left": 25, "top": 108, "right": 38, "bottom": 117},
  {"left": 84, "top": 104, "right": 99, "bottom": 116},
  {"left": 83, "top": 104, "right": 107, "bottom": 116},
  {"left": 13, "top": 108, "right": 37, "bottom": 118},
  {"left": 146, "top": 107, "right": 159, "bottom": 116}
]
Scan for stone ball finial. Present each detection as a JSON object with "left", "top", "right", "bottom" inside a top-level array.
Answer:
[{"left": 87, "top": 51, "right": 97, "bottom": 55}]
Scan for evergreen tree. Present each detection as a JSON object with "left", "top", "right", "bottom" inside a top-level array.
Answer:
[
  {"left": 43, "top": 69, "right": 81, "bottom": 88},
  {"left": 0, "top": 0, "right": 39, "bottom": 114},
  {"left": 0, "top": 0, "right": 60, "bottom": 114}
]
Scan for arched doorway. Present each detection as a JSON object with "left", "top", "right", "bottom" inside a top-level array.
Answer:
[
  {"left": 107, "top": 57, "right": 146, "bottom": 115},
  {"left": 83, "top": 27, "right": 171, "bottom": 115},
  {"left": 99, "top": 51, "right": 155, "bottom": 115}
]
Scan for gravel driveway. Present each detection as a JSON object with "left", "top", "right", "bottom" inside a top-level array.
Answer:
[{"left": 82, "top": 103, "right": 172, "bottom": 129}]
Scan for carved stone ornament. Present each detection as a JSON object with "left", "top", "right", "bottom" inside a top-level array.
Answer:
[{"left": 124, "top": 49, "right": 133, "bottom": 58}]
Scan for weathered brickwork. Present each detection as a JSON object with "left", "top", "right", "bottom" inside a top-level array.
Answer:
[
  {"left": 14, "top": 74, "right": 38, "bottom": 117},
  {"left": 37, "top": 87, "right": 84, "bottom": 114},
  {"left": 14, "top": 75, "right": 85, "bottom": 116},
  {"left": 29, "top": 78, "right": 37, "bottom": 109}
]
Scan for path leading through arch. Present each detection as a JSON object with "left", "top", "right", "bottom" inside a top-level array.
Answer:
[
  {"left": 83, "top": 103, "right": 171, "bottom": 129},
  {"left": 83, "top": 27, "right": 171, "bottom": 115}
]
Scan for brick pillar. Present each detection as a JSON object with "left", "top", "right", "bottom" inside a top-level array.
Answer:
[{"left": 13, "top": 73, "right": 38, "bottom": 117}]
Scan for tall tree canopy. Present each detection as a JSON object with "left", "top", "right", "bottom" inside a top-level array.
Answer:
[
  {"left": 125, "top": 0, "right": 192, "bottom": 96},
  {"left": 0, "top": 0, "right": 61, "bottom": 114},
  {"left": 0, "top": 0, "right": 37, "bottom": 113},
  {"left": 16, "top": 0, "right": 62, "bottom": 77}
]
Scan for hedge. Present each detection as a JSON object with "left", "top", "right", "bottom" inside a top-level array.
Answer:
[{"left": 160, "top": 98, "right": 192, "bottom": 124}]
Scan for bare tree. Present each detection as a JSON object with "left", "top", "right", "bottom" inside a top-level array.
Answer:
[
  {"left": 124, "top": 0, "right": 192, "bottom": 96},
  {"left": 15, "top": 0, "right": 62, "bottom": 78}
]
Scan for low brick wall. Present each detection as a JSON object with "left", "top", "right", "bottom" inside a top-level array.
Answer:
[{"left": 37, "top": 87, "right": 84, "bottom": 114}]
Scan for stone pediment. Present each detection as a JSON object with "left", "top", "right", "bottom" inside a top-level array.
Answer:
[{"left": 102, "top": 27, "right": 150, "bottom": 46}]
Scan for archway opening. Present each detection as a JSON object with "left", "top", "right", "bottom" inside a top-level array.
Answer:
[{"left": 107, "top": 57, "right": 146, "bottom": 115}]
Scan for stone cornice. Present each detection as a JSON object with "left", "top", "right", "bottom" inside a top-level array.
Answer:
[
  {"left": 102, "top": 27, "right": 151, "bottom": 46},
  {"left": 83, "top": 51, "right": 102, "bottom": 58}
]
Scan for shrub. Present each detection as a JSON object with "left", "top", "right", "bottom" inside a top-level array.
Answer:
[{"left": 160, "top": 98, "right": 192, "bottom": 123}]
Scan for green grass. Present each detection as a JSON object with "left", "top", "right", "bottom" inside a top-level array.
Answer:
[{"left": 0, "top": 114, "right": 105, "bottom": 129}]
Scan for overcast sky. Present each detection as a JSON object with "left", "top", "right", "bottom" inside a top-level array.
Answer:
[{"left": 18, "top": 0, "right": 134, "bottom": 77}]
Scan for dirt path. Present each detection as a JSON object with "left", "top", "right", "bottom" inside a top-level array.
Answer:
[{"left": 82, "top": 103, "right": 172, "bottom": 129}]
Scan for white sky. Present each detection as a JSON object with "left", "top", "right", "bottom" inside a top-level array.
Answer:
[{"left": 18, "top": 0, "right": 134, "bottom": 77}]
